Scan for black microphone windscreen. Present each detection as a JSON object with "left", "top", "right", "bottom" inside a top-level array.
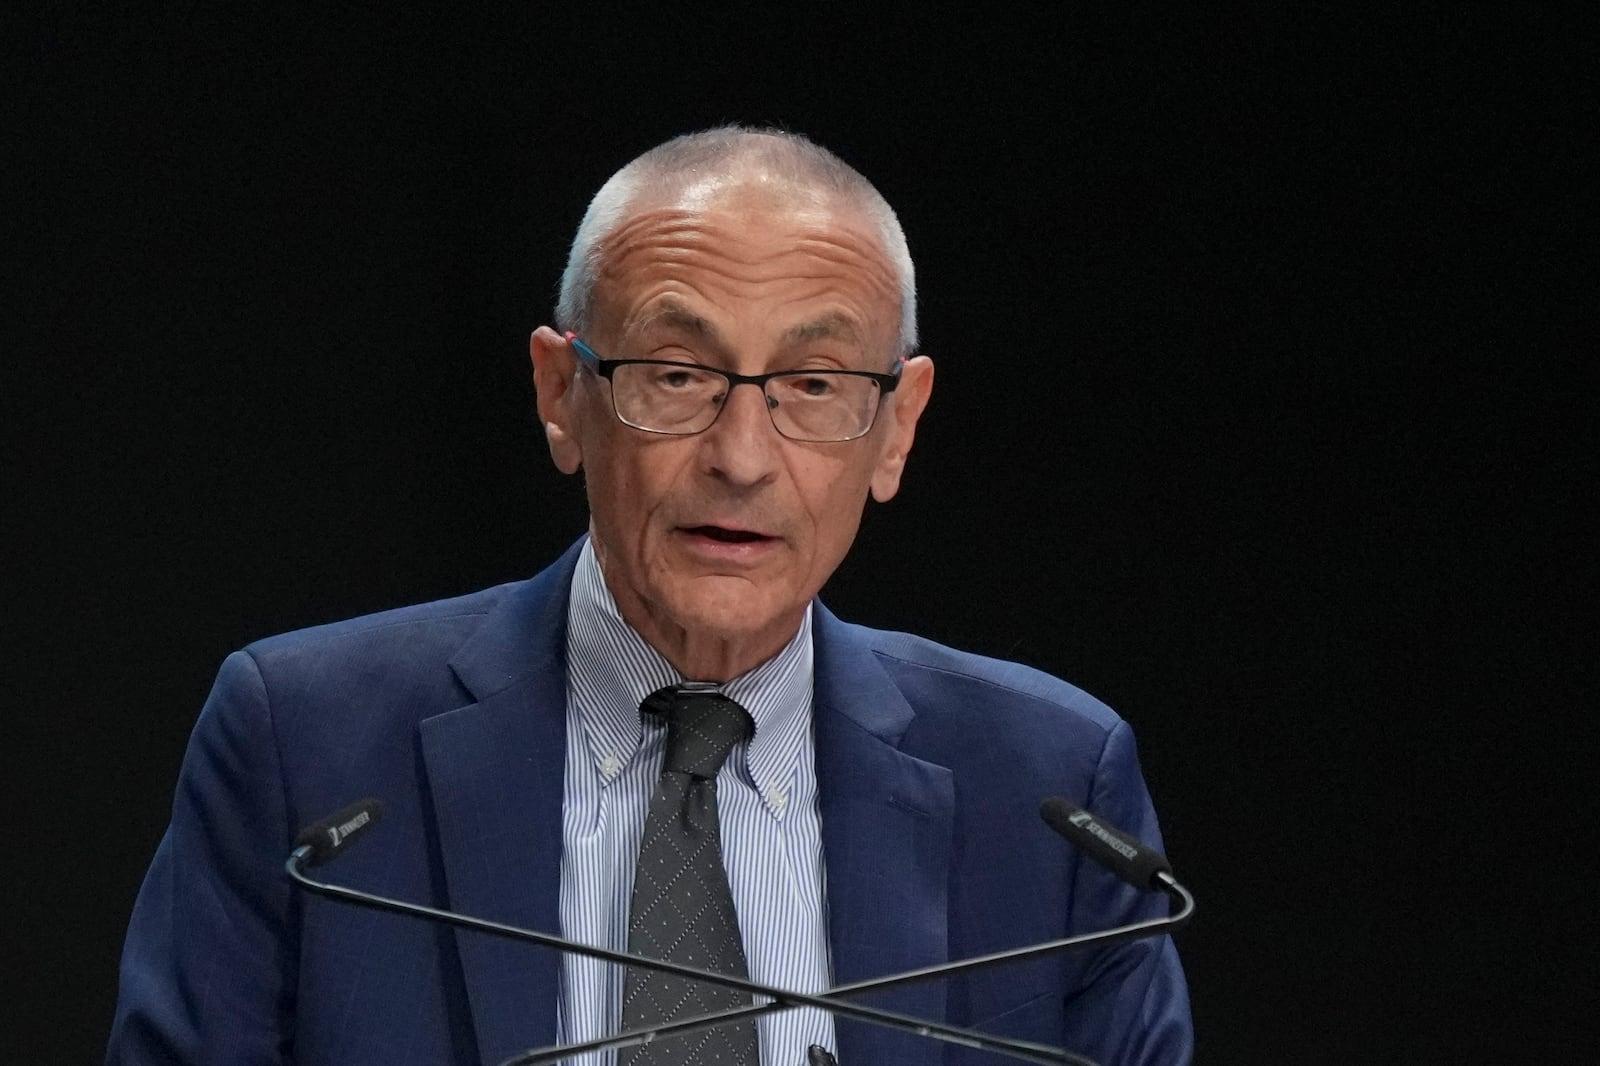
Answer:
[
  {"left": 1039, "top": 796, "right": 1171, "bottom": 891},
  {"left": 293, "top": 798, "right": 384, "bottom": 866}
]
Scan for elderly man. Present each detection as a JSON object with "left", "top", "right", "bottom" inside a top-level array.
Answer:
[{"left": 109, "top": 127, "right": 1191, "bottom": 1066}]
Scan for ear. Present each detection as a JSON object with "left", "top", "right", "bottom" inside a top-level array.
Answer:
[
  {"left": 869, "top": 355, "right": 934, "bottom": 503},
  {"left": 530, "top": 326, "right": 584, "bottom": 475}
]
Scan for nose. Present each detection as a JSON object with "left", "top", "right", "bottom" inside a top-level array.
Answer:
[{"left": 698, "top": 380, "right": 782, "bottom": 486}]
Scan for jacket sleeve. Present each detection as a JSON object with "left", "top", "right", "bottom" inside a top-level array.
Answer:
[
  {"left": 1060, "top": 719, "right": 1193, "bottom": 1066},
  {"left": 107, "top": 650, "right": 298, "bottom": 1065}
]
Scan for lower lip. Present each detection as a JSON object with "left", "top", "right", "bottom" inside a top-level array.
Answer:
[{"left": 678, "top": 529, "right": 781, "bottom": 563}]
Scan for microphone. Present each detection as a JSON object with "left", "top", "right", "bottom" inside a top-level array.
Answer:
[
  {"left": 286, "top": 806, "right": 1090, "bottom": 1066},
  {"left": 504, "top": 797, "right": 1193, "bottom": 1065},
  {"left": 1037, "top": 796, "right": 1173, "bottom": 891},
  {"left": 291, "top": 797, "right": 383, "bottom": 866}
]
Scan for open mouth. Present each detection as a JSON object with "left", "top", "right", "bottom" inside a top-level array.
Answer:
[{"left": 686, "top": 526, "right": 769, "bottom": 543}]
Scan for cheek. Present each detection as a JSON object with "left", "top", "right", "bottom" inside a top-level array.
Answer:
[
  {"left": 796, "top": 454, "right": 874, "bottom": 554},
  {"left": 587, "top": 436, "right": 693, "bottom": 533}
]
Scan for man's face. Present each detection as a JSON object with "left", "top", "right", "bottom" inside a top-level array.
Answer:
[{"left": 533, "top": 180, "right": 933, "bottom": 677}]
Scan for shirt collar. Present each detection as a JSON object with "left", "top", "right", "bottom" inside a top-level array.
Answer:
[{"left": 564, "top": 540, "right": 813, "bottom": 797}]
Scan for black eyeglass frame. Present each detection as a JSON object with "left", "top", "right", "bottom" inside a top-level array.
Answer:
[{"left": 567, "top": 333, "right": 905, "bottom": 442}]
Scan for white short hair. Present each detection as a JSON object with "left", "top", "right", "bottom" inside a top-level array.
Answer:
[{"left": 555, "top": 126, "right": 919, "bottom": 357}]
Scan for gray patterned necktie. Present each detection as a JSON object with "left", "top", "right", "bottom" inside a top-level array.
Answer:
[{"left": 620, "top": 685, "right": 760, "bottom": 1066}]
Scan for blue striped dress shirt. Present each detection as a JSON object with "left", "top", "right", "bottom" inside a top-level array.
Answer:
[{"left": 555, "top": 541, "right": 836, "bottom": 1065}]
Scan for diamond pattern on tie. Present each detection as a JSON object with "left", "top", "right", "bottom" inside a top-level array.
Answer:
[{"left": 621, "top": 687, "right": 760, "bottom": 1066}]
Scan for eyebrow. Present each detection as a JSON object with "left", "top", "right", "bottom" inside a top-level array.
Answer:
[
  {"left": 635, "top": 302, "right": 725, "bottom": 345},
  {"left": 781, "top": 312, "right": 864, "bottom": 347}
]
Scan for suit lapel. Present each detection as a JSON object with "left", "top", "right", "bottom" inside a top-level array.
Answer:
[
  {"left": 813, "top": 605, "right": 955, "bottom": 1066},
  {"left": 418, "top": 542, "right": 582, "bottom": 1064},
  {"left": 412, "top": 552, "right": 956, "bottom": 1065}
]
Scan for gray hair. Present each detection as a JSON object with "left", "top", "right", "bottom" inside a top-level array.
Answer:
[{"left": 555, "top": 126, "right": 919, "bottom": 356}]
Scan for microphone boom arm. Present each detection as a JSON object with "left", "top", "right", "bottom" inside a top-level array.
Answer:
[
  {"left": 287, "top": 848, "right": 1110, "bottom": 1066},
  {"left": 502, "top": 874, "right": 1194, "bottom": 1066},
  {"left": 287, "top": 848, "right": 1192, "bottom": 1066}
]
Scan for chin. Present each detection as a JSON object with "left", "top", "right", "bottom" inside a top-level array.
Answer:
[{"left": 662, "top": 578, "right": 797, "bottom": 644}]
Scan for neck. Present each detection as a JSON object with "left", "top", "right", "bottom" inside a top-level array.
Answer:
[{"left": 638, "top": 618, "right": 794, "bottom": 683}]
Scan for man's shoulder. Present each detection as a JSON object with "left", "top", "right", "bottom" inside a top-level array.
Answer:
[
  {"left": 240, "top": 580, "right": 526, "bottom": 672},
  {"left": 822, "top": 613, "right": 1124, "bottom": 738},
  {"left": 238, "top": 540, "right": 585, "bottom": 688}
]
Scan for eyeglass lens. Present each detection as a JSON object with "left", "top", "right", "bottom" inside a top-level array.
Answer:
[{"left": 610, "top": 364, "right": 882, "bottom": 442}]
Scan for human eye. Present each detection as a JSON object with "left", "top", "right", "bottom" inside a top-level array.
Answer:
[
  {"left": 652, "top": 366, "right": 699, "bottom": 389},
  {"left": 779, "top": 372, "right": 843, "bottom": 399},
  {"left": 640, "top": 362, "right": 713, "bottom": 391}
]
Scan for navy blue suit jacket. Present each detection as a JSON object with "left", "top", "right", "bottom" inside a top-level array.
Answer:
[{"left": 109, "top": 540, "right": 1191, "bottom": 1064}]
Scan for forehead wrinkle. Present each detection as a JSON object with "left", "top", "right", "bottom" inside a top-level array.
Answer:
[{"left": 596, "top": 203, "right": 900, "bottom": 355}]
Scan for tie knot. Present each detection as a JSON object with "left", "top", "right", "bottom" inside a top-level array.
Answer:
[{"left": 641, "top": 686, "right": 753, "bottom": 779}]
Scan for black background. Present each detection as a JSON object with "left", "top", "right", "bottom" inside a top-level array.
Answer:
[{"left": 11, "top": 6, "right": 1590, "bottom": 1064}]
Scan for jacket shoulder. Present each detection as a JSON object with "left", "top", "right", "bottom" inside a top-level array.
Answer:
[
  {"left": 837, "top": 619, "right": 1126, "bottom": 737},
  {"left": 240, "top": 581, "right": 524, "bottom": 674}
]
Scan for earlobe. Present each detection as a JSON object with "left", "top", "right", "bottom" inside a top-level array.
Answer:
[
  {"left": 530, "top": 326, "right": 584, "bottom": 475},
  {"left": 869, "top": 355, "right": 934, "bottom": 503},
  {"left": 869, "top": 457, "right": 906, "bottom": 503},
  {"left": 543, "top": 420, "right": 582, "bottom": 474}
]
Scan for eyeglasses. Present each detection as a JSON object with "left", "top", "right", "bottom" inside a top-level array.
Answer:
[{"left": 568, "top": 334, "right": 904, "bottom": 443}]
